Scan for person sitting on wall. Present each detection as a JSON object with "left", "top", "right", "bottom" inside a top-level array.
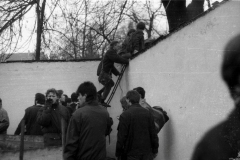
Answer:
[
  {"left": 14, "top": 93, "right": 45, "bottom": 135},
  {"left": 0, "top": 98, "right": 9, "bottom": 135},
  {"left": 97, "top": 41, "right": 129, "bottom": 107},
  {"left": 37, "top": 88, "right": 70, "bottom": 147},
  {"left": 129, "top": 22, "right": 146, "bottom": 56},
  {"left": 119, "top": 29, "right": 136, "bottom": 59},
  {"left": 191, "top": 34, "right": 240, "bottom": 160}
]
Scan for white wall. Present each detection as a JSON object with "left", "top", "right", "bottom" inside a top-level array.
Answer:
[
  {"left": 0, "top": 1, "right": 240, "bottom": 159},
  {"left": 126, "top": 1, "right": 240, "bottom": 159}
]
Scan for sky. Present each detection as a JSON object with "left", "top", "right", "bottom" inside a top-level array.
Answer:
[{"left": 13, "top": 0, "right": 222, "bottom": 53}]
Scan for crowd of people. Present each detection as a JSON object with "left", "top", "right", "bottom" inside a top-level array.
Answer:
[{"left": 0, "top": 21, "right": 240, "bottom": 160}]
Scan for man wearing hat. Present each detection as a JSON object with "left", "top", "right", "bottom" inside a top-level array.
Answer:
[
  {"left": 14, "top": 93, "right": 45, "bottom": 135},
  {"left": 97, "top": 41, "right": 129, "bottom": 107}
]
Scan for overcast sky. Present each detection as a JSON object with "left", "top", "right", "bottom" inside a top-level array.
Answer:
[{"left": 15, "top": 0, "right": 221, "bottom": 53}]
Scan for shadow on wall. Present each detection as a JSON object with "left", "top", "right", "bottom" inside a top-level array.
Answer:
[{"left": 163, "top": 119, "right": 175, "bottom": 160}]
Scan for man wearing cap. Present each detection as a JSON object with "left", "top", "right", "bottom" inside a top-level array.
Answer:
[
  {"left": 14, "top": 93, "right": 45, "bottom": 135},
  {"left": 0, "top": 98, "right": 9, "bottom": 135},
  {"left": 97, "top": 41, "right": 129, "bottom": 107}
]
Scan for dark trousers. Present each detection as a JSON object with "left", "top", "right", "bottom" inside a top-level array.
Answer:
[
  {"left": 98, "top": 72, "right": 114, "bottom": 101},
  {"left": 126, "top": 153, "right": 153, "bottom": 160}
]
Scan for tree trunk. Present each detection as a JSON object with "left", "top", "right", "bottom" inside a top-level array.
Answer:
[
  {"left": 36, "top": 0, "right": 46, "bottom": 61},
  {"left": 162, "top": 0, "right": 187, "bottom": 32}
]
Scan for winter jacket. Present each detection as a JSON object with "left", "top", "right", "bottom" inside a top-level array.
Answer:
[
  {"left": 37, "top": 102, "right": 70, "bottom": 134},
  {"left": 15, "top": 105, "right": 44, "bottom": 135},
  {"left": 0, "top": 108, "right": 9, "bottom": 134},
  {"left": 116, "top": 103, "right": 159, "bottom": 157},
  {"left": 131, "top": 30, "right": 145, "bottom": 53},
  {"left": 97, "top": 48, "right": 128, "bottom": 76},
  {"left": 64, "top": 100, "right": 111, "bottom": 160},
  {"left": 191, "top": 107, "right": 240, "bottom": 160}
]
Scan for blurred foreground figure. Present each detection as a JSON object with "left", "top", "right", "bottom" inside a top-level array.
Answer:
[
  {"left": 0, "top": 98, "right": 9, "bottom": 135},
  {"left": 191, "top": 34, "right": 240, "bottom": 160}
]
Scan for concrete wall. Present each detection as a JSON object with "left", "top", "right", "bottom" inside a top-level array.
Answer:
[{"left": 0, "top": 0, "right": 240, "bottom": 159}]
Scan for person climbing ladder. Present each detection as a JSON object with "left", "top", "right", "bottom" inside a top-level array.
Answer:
[{"left": 97, "top": 41, "right": 129, "bottom": 107}]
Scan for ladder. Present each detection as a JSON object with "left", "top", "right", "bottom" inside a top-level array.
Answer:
[{"left": 106, "top": 64, "right": 127, "bottom": 105}]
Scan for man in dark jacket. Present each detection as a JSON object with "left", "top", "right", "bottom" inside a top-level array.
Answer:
[
  {"left": 130, "top": 22, "right": 146, "bottom": 55},
  {"left": 14, "top": 93, "right": 45, "bottom": 135},
  {"left": 37, "top": 88, "right": 70, "bottom": 147},
  {"left": 64, "top": 81, "right": 112, "bottom": 160},
  {"left": 116, "top": 90, "right": 159, "bottom": 160},
  {"left": 0, "top": 98, "right": 9, "bottom": 135},
  {"left": 67, "top": 92, "right": 78, "bottom": 115},
  {"left": 97, "top": 41, "right": 129, "bottom": 107},
  {"left": 191, "top": 34, "right": 240, "bottom": 160}
]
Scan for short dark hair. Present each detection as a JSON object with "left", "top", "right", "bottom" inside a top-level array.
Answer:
[
  {"left": 46, "top": 88, "right": 58, "bottom": 97},
  {"left": 126, "top": 90, "right": 140, "bottom": 104},
  {"left": 76, "top": 81, "right": 97, "bottom": 102},
  {"left": 57, "top": 90, "right": 63, "bottom": 98},
  {"left": 71, "top": 92, "right": 78, "bottom": 102},
  {"left": 133, "top": 87, "right": 145, "bottom": 99},
  {"left": 221, "top": 34, "right": 240, "bottom": 98},
  {"left": 120, "top": 96, "right": 130, "bottom": 111},
  {"left": 136, "top": 22, "right": 145, "bottom": 30},
  {"left": 35, "top": 93, "right": 45, "bottom": 105}
]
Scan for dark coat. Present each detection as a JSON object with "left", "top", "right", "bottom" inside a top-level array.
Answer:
[
  {"left": 14, "top": 105, "right": 44, "bottom": 135},
  {"left": 37, "top": 102, "right": 70, "bottom": 134},
  {"left": 97, "top": 48, "right": 128, "bottom": 76},
  {"left": 0, "top": 108, "right": 9, "bottom": 134},
  {"left": 115, "top": 103, "right": 159, "bottom": 157},
  {"left": 64, "top": 100, "right": 111, "bottom": 160},
  {"left": 131, "top": 30, "right": 145, "bottom": 53},
  {"left": 191, "top": 107, "right": 240, "bottom": 160},
  {"left": 67, "top": 103, "right": 77, "bottom": 116}
]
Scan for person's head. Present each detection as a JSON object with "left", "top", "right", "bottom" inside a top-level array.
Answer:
[
  {"left": 136, "top": 22, "right": 145, "bottom": 30},
  {"left": 35, "top": 93, "right": 45, "bottom": 105},
  {"left": 76, "top": 81, "right": 97, "bottom": 106},
  {"left": 0, "top": 98, "right": 2, "bottom": 109},
  {"left": 71, "top": 92, "right": 78, "bottom": 102},
  {"left": 120, "top": 96, "right": 130, "bottom": 111},
  {"left": 127, "top": 29, "right": 136, "bottom": 36},
  {"left": 133, "top": 87, "right": 145, "bottom": 99},
  {"left": 221, "top": 34, "right": 240, "bottom": 103},
  {"left": 110, "top": 40, "right": 119, "bottom": 50},
  {"left": 57, "top": 90, "right": 63, "bottom": 98},
  {"left": 126, "top": 90, "right": 140, "bottom": 105},
  {"left": 46, "top": 88, "right": 58, "bottom": 104},
  {"left": 66, "top": 97, "right": 72, "bottom": 105},
  {"left": 61, "top": 94, "right": 68, "bottom": 102}
]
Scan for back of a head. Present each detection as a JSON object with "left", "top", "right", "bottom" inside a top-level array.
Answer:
[
  {"left": 76, "top": 81, "right": 97, "bottom": 102},
  {"left": 126, "top": 90, "right": 140, "bottom": 104},
  {"left": 71, "top": 92, "right": 78, "bottom": 102},
  {"left": 57, "top": 90, "right": 63, "bottom": 98},
  {"left": 35, "top": 93, "right": 45, "bottom": 105},
  {"left": 120, "top": 96, "right": 130, "bottom": 111},
  {"left": 221, "top": 34, "right": 240, "bottom": 97},
  {"left": 133, "top": 87, "right": 145, "bottom": 99},
  {"left": 136, "top": 22, "right": 145, "bottom": 30}
]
